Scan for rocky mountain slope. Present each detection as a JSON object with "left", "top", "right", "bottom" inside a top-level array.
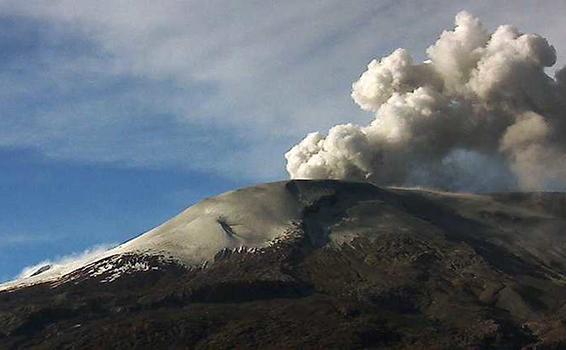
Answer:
[{"left": 2, "top": 180, "right": 566, "bottom": 349}]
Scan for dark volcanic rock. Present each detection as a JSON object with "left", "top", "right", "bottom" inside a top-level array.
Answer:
[{"left": 2, "top": 180, "right": 566, "bottom": 349}]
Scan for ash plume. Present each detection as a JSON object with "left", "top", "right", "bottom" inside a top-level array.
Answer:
[{"left": 285, "top": 12, "right": 566, "bottom": 191}]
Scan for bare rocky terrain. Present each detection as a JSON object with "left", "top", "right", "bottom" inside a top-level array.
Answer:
[{"left": 2, "top": 180, "right": 566, "bottom": 349}]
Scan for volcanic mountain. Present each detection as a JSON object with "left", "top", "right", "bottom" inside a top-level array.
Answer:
[{"left": 2, "top": 180, "right": 566, "bottom": 349}]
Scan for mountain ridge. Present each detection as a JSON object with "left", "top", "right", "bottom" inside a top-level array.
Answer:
[{"left": 2, "top": 180, "right": 566, "bottom": 348}]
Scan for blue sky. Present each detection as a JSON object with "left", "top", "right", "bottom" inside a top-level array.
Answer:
[{"left": 1, "top": 0, "right": 565, "bottom": 280}]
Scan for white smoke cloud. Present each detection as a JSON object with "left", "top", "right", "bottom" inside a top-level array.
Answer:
[
  {"left": 0, "top": 244, "right": 115, "bottom": 290},
  {"left": 286, "top": 11, "right": 566, "bottom": 191}
]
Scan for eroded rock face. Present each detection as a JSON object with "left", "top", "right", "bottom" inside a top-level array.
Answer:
[{"left": 2, "top": 180, "right": 566, "bottom": 349}]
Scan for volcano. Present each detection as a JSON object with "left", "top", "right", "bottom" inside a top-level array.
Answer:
[{"left": 2, "top": 180, "right": 566, "bottom": 348}]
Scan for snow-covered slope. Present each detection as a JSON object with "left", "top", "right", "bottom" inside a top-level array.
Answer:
[
  {"left": 0, "top": 181, "right": 305, "bottom": 290},
  {"left": 3, "top": 180, "right": 566, "bottom": 291},
  {"left": 112, "top": 181, "right": 302, "bottom": 262}
]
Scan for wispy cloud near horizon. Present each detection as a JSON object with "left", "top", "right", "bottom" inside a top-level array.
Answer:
[{"left": 0, "top": 243, "right": 115, "bottom": 286}]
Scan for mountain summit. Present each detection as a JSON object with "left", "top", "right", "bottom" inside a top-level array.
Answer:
[{"left": 2, "top": 180, "right": 566, "bottom": 348}]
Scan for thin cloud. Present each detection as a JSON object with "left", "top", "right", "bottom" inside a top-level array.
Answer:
[{"left": 0, "top": 233, "right": 56, "bottom": 247}]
